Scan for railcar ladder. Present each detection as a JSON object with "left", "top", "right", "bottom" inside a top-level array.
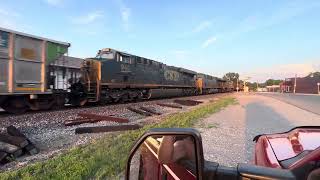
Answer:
[
  {"left": 86, "top": 81, "right": 100, "bottom": 103},
  {"left": 83, "top": 59, "right": 101, "bottom": 103}
]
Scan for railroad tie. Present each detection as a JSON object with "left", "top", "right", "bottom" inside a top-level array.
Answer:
[
  {"left": 173, "top": 99, "right": 203, "bottom": 106},
  {"left": 0, "top": 141, "right": 23, "bottom": 158},
  {"left": 75, "top": 124, "right": 141, "bottom": 134},
  {"left": 64, "top": 113, "right": 129, "bottom": 126},
  {"left": 127, "top": 107, "right": 153, "bottom": 116},
  {"left": 0, "top": 133, "right": 29, "bottom": 148},
  {"left": 156, "top": 103, "right": 183, "bottom": 109},
  {"left": 78, "top": 113, "right": 129, "bottom": 123},
  {"left": 7, "top": 125, "right": 39, "bottom": 155},
  {"left": 0, "top": 151, "right": 8, "bottom": 164},
  {"left": 139, "top": 106, "right": 162, "bottom": 115}
]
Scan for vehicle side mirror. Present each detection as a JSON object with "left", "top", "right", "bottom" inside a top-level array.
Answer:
[{"left": 125, "top": 128, "right": 204, "bottom": 180}]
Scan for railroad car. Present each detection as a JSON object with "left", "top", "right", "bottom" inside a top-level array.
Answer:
[
  {"left": 70, "top": 48, "right": 198, "bottom": 105},
  {"left": 0, "top": 27, "right": 71, "bottom": 113},
  {"left": 195, "top": 73, "right": 220, "bottom": 94},
  {"left": 224, "top": 79, "right": 235, "bottom": 92},
  {"left": 217, "top": 78, "right": 234, "bottom": 92}
]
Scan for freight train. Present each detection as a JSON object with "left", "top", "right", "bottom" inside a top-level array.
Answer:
[
  {"left": 69, "top": 48, "right": 234, "bottom": 106},
  {"left": 0, "top": 28, "right": 233, "bottom": 114}
]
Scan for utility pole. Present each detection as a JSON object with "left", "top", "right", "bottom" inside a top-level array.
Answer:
[
  {"left": 294, "top": 74, "right": 297, "bottom": 94},
  {"left": 242, "top": 76, "right": 250, "bottom": 93},
  {"left": 317, "top": 82, "right": 320, "bottom": 94},
  {"left": 272, "top": 80, "right": 274, "bottom": 92},
  {"left": 236, "top": 78, "right": 239, "bottom": 92}
]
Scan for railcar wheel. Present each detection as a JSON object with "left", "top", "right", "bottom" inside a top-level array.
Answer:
[
  {"left": 52, "top": 94, "right": 66, "bottom": 109},
  {"left": 1, "top": 97, "right": 29, "bottom": 114},
  {"left": 69, "top": 96, "right": 87, "bottom": 106},
  {"left": 142, "top": 90, "right": 152, "bottom": 99}
]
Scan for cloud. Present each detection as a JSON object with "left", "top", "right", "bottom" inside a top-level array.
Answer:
[
  {"left": 178, "top": 20, "right": 214, "bottom": 38},
  {"left": 116, "top": 0, "right": 131, "bottom": 31},
  {"left": 121, "top": 7, "right": 131, "bottom": 31},
  {"left": 221, "top": 1, "right": 320, "bottom": 40},
  {"left": 44, "top": 0, "right": 64, "bottom": 6},
  {"left": 71, "top": 11, "right": 104, "bottom": 25},
  {"left": 0, "top": 19, "right": 17, "bottom": 30},
  {"left": 0, "top": 8, "right": 20, "bottom": 17},
  {"left": 263, "top": 1, "right": 320, "bottom": 28},
  {"left": 171, "top": 50, "right": 189, "bottom": 60},
  {"left": 0, "top": 7, "right": 23, "bottom": 30},
  {"left": 192, "top": 20, "right": 212, "bottom": 33},
  {"left": 243, "top": 61, "right": 320, "bottom": 82},
  {"left": 201, "top": 36, "right": 217, "bottom": 48}
]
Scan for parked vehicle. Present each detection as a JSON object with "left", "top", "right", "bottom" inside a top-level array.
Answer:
[
  {"left": 254, "top": 127, "right": 320, "bottom": 174},
  {"left": 125, "top": 127, "right": 320, "bottom": 180}
]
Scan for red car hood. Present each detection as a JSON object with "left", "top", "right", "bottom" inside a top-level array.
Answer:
[{"left": 266, "top": 128, "right": 320, "bottom": 161}]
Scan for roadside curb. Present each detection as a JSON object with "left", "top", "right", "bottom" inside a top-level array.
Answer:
[{"left": 259, "top": 94, "right": 320, "bottom": 116}]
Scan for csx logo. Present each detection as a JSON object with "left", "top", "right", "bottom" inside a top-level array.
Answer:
[{"left": 164, "top": 70, "right": 179, "bottom": 81}]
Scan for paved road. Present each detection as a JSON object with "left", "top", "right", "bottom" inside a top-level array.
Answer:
[
  {"left": 258, "top": 92, "right": 320, "bottom": 115},
  {"left": 196, "top": 93, "right": 320, "bottom": 167}
]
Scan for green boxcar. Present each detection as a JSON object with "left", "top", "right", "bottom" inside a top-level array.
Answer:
[{"left": 47, "top": 42, "right": 69, "bottom": 65}]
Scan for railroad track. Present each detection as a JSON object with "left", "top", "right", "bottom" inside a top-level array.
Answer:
[
  {"left": 0, "top": 93, "right": 230, "bottom": 171},
  {"left": 0, "top": 93, "right": 231, "bottom": 117}
]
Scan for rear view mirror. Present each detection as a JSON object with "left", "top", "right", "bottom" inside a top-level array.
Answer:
[{"left": 125, "top": 128, "right": 204, "bottom": 180}]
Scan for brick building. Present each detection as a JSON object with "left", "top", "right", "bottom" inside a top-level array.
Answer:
[{"left": 281, "top": 76, "right": 320, "bottom": 94}]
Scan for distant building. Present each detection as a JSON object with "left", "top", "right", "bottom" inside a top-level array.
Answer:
[
  {"left": 281, "top": 76, "right": 320, "bottom": 94},
  {"left": 266, "top": 85, "right": 281, "bottom": 92},
  {"left": 257, "top": 87, "right": 267, "bottom": 92},
  {"left": 48, "top": 56, "right": 84, "bottom": 90}
]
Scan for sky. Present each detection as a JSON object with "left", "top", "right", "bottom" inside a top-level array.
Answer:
[{"left": 1, "top": 0, "right": 320, "bottom": 82}]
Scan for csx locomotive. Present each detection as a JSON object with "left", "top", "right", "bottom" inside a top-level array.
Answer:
[
  {"left": 0, "top": 28, "right": 233, "bottom": 114},
  {"left": 70, "top": 48, "right": 234, "bottom": 106}
]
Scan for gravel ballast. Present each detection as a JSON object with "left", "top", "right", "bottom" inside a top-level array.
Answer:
[{"left": 0, "top": 93, "right": 227, "bottom": 171}]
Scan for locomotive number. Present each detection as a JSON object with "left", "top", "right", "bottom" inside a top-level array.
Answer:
[{"left": 121, "top": 64, "right": 130, "bottom": 72}]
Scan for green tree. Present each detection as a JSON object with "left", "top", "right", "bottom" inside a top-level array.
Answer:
[
  {"left": 265, "top": 79, "right": 283, "bottom": 86},
  {"left": 307, "top": 72, "right": 320, "bottom": 78},
  {"left": 223, "top": 72, "right": 239, "bottom": 82},
  {"left": 246, "top": 82, "right": 258, "bottom": 91}
]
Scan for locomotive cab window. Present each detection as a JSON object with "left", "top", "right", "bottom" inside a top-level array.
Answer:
[
  {"left": 136, "top": 57, "right": 142, "bottom": 64},
  {"left": 122, "top": 56, "right": 131, "bottom": 64},
  {"left": 96, "top": 51, "right": 115, "bottom": 60},
  {"left": 130, "top": 57, "right": 135, "bottom": 64}
]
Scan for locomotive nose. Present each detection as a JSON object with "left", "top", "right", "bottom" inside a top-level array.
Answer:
[{"left": 82, "top": 59, "right": 91, "bottom": 67}]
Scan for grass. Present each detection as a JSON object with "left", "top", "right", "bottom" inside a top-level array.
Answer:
[
  {"left": 0, "top": 97, "right": 236, "bottom": 180},
  {"left": 206, "top": 123, "right": 218, "bottom": 129},
  {"left": 197, "top": 121, "right": 219, "bottom": 129}
]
